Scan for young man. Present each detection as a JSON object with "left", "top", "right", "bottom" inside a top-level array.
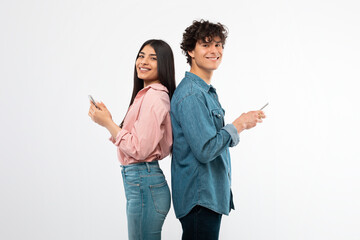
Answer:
[{"left": 170, "top": 20, "right": 266, "bottom": 239}]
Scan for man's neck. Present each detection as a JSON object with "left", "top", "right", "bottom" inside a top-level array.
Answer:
[{"left": 190, "top": 67, "right": 213, "bottom": 85}]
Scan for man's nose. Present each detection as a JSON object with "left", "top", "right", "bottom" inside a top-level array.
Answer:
[{"left": 209, "top": 44, "right": 218, "bottom": 54}]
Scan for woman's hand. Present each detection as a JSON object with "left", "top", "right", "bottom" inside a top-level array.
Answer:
[
  {"left": 88, "top": 101, "right": 113, "bottom": 127},
  {"left": 232, "top": 110, "right": 266, "bottom": 133}
]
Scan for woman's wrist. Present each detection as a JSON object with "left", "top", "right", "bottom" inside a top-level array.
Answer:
[
  {"left": 103, "top": 118, "right": 114, "bottom": 128},
  {"left": 105, "top": 120, "right": 122, "bottom": 139}
]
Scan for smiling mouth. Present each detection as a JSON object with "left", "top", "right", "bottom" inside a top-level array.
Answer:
[
  {"left": 206, "top": 57, "right": 220, "bottom": 60},
  {"left": 139, "top": 67, "right": 151, "bottom": 71}
]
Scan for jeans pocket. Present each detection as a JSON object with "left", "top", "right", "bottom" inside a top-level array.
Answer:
[
  {"left": 150, "top": 180, "right": 171, "bottom": 216},
  {"left": 122, "top": 170, "right": 140, "bottom": 186}
]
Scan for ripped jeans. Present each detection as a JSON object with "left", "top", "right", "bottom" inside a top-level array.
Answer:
[{"left": 121, "top": 161, "right": 171, "bottom": 240}]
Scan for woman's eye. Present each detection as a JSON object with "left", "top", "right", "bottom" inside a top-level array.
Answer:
[
  {"left": 151, "top": 57, "right": 157, "bottom": 60},
  {"left": 138, "top": 55, "right": 144, "bottom": 58}
]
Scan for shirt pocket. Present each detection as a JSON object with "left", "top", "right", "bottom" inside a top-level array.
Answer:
[{"left": 211, "top": 108, "right": 225, "bottom": 130}]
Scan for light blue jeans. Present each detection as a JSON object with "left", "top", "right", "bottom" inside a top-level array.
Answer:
[{"left": 121, "top": 161, "right": 171, "bottom": 240}]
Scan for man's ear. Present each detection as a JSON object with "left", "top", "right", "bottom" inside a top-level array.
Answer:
[{"left": 188, "top": 50, "right": 195, "bottom": 59}]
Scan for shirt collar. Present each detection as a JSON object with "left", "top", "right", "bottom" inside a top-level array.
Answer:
[
  {"left": 185, "top": 71, "right": 216, "bottom": 93},
  {"left": 142, "top": 82, "right": 169, "bottom": 93}
]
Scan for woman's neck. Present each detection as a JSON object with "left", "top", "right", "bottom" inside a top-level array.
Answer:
[{"left": 144, "top": 79, "right": 161, "bottom": 88}]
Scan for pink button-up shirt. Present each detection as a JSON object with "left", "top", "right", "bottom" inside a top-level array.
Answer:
[{"left": 110, "top": 83, "right": 172, "bottom": 165}]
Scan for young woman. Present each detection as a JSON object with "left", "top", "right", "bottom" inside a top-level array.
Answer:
[{"left": 88, "top": 39, "right": 176, "bottom": 240}]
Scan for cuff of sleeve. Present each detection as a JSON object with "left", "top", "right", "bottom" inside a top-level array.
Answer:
[
  {"left": 223, "top": 124, "right": 240, "bottom": 147},
  {"left": 109, "top": 136, "right": 116, "bottom": 143},
  {"left": 109, "top": 129, "right": 128, "bottom": 146}
]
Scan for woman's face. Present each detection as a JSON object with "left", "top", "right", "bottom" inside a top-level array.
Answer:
[{"left": 136, "top": 44, "right": 159, "bottom": 83}]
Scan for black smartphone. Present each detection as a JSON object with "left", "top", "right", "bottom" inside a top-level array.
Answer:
[
  {"left": 88, "top": 95, "right": 100, "bottom": 109},
  {"left": 259, "top": 102, "right": 269, "bottom": 111}
]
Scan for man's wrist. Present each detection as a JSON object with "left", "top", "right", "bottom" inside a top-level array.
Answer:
[{"left": 232, "top": 122, "right": 244, "bottom": 133}]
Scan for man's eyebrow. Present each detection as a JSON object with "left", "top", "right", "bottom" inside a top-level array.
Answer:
[{"left": 199, "top": 39, "right": 222, "bottom": 44}]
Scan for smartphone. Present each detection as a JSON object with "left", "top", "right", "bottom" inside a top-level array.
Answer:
[
  {"left": 259, "top": 102, "right": 269, "bottom": 111},
  {"left": 88, "top": 95, "right": 100, "bottom": 109}
]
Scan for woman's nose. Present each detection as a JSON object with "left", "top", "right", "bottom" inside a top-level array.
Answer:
[{"left": 141, "top": 57, "right": 148, "bottom": 65}]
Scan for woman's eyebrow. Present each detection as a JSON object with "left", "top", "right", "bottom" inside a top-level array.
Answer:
[{"left": 139, "top": 52, "right": 157, "bottom": 56}]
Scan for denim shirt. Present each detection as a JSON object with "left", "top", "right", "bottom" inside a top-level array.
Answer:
[{"left": 170, "top": 72, "right": 240, "bottom": 219}]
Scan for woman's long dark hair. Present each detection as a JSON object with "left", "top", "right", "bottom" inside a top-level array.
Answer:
[{"left": 120, "top": 39, "right": 176, "bottom": 128}]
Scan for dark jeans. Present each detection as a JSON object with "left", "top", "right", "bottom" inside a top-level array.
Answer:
[{"left": 179, "top": 205, "right": 222, "bottom": 240}]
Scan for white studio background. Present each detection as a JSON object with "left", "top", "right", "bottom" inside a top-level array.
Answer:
[{"left": 1, "top": 0, "right": 359, "bottom": 239}]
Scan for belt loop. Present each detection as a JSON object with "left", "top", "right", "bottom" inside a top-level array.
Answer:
[{"left": 146, "top": 162, "right": 150, "bottom": 173}]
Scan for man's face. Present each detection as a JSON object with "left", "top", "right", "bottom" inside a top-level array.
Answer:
[{"left": 188, "top": 36, "right": 223, "bottom": 72}]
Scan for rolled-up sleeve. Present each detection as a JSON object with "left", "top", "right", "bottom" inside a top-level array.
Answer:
[
  {"left": 112, "top": 93, "right": 168, "bottom": 161},
  {"left": 223, "top": 124, "right": 240, "bottom": 147}
]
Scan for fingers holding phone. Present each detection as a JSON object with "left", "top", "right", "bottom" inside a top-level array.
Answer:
[
  {"left": 88, "top": 95, "right": 100, "bottom": 109},
  {"left": 232, "top": 102, "right": 268, "bottom": 133},
  {"left": 97, "top": 101, "right": 112, "bottom": 120},
  {"left": 257, "top": 102, "right": 268, "bottom": 121},
  {"left": 88, "top": 95, "right": 113, "bottom": 127}
]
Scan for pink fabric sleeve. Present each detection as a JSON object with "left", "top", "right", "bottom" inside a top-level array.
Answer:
[{"left": 112, "top": 92, "right": 168, "bottom": 161}]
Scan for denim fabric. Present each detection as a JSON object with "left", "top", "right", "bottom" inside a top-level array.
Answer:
[
  {"left": 180, "top": 205, "right": 222, "bottom": 240},
  {"left": 170, "top": 72, "right": 239, "bottom": 219},
  {"left": 121, "top": 162, "right": 171, "bottom": 240}
]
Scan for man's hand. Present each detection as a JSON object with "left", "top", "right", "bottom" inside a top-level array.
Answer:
[{"left": 232, "top": 110, "right": 266, "bottom": 133}]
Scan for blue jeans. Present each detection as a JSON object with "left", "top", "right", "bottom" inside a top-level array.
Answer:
[
  {"left": 179, "top": 205, "right": 222, "bottom": 240},
  {"left": 121, "top": 161, "right": 171, "bottom": 240}
]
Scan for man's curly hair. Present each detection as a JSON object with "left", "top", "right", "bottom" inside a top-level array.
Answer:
[{"left": 181, "top": 19, "right": 228, "bottom": 66}]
